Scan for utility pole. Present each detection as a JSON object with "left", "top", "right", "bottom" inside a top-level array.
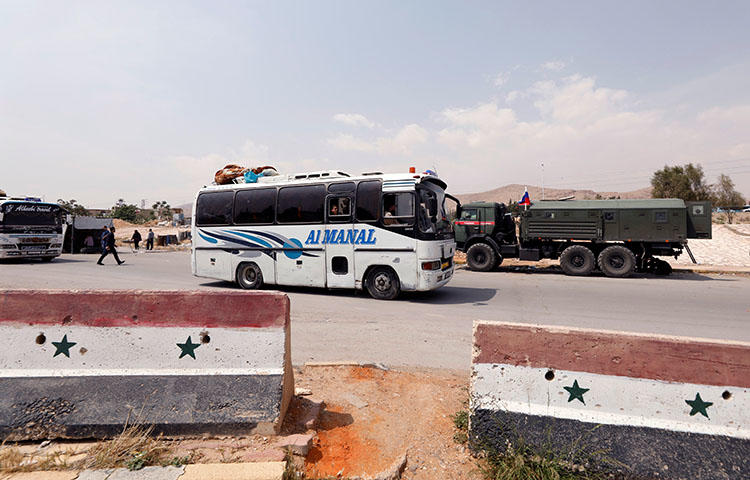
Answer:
[{"left": 541, "top": 162, "right": 545, "bottom": 200}]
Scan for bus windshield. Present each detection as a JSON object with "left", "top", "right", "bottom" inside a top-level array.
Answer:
[
  {"left": 417, "top": 183, "right": 452, "bottom": 236},
  {"left": 0, "top": 203, "right": 63, "bottom": 231}
]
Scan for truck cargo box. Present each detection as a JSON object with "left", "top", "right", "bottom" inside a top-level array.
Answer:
[{"left": 520, "top": 199, "right": 711, "bottom": 243}]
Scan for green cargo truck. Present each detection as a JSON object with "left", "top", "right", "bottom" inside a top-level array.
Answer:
[{"left": 454, "top": 199, "right": 711, "bottom": 277}]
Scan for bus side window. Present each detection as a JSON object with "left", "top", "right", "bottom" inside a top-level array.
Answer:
[
  {"left": 356, "top": 181, "right": 380, "bottom": 222},
  {"left": 328, "top": 197, "right": 351, "bottom": 222},
  {"left": 382, "top": 192, "right": 414, "bottom": 226},
  {"left": 277, "top": 185, "right": 326, "bottom": 223},
  {"left": 196, "top": 191, "right": 234, "bottom": 226},
  {"left": 234, "top": 188, "right": 276, "bottom": 224}
]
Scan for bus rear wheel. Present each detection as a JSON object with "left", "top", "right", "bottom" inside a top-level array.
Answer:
[
  {"left": 365, "top": 267, "right": 400, "bottom": 300},
  {"left": 236, "top": 262, "right": 263, "bottom": 289}
]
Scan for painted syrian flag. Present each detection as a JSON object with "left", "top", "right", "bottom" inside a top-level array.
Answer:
[
  {"left": 471, "top": 321, "right": 750, "bottom": 479},
  {"left": 518, "top": 187, "right": 531, "bottom": 206},
  {"left": 0, "top": 290, "right": 292, "bottom": 440}
]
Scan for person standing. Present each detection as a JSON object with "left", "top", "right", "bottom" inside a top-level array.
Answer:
[
  {"left": 131, "top": 230, "right": 142, "bottom": 250},
  {"left": 146, "top": 229, "right": 155, "bottom": 250},
  {"left": 97, "top": 226, "right": 124, "bottom": 265}
]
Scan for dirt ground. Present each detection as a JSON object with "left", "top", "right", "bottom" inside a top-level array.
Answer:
[{"left": 294, "top": 365, "right": 479, "bottom": 480}]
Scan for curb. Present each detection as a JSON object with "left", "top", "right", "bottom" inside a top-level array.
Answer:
[{"left": 0, "top": 462, "right": 286, "bottom": 480}]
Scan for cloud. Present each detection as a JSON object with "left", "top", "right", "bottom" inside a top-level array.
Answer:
[
  {"left": 541, "top": 60, "right": 566, "bottom": 71},
  {"left": 493, "top": 72, "right": 509, "bottom": 88},
  {"left": 430, "top": 73, "right": 750, "bottom": 194},
  {"left": 327, "top": 124, "right": 428, "bottom": 155},
  {"left": 333, "top": 113, "right": 376, "bottom": 128}
]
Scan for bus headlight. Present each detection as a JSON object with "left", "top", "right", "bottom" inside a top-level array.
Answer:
[
  {"left": 50, "top": 243, "right": 62, "bottom": 248},
  {"left": 421, "top": 260, "right": 441, "bottom": 271}
]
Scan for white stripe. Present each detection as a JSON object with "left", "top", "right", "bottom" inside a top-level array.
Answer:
[
  {"left": 472, "top": 363, "right": 750, "bottom": 439},
  {"left": 1, "top": 326, "right": 285, "bottom": 371},
  {"left": 1, "top": 368, "right": 283, "bottom": 378}
]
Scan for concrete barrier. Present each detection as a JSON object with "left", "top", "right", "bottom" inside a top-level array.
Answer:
[
  {"left": 0, "top": 290, "right": 293, "bottom": 440},
  {"left": 471, "top": 321, "right": 750, "bottom": 480}
]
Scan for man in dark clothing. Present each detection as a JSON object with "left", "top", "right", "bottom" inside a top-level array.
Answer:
[
  {"left": 146, "top": 229, "right": 155, "bottom": 250},
  {"left": 131, "top": 230, "right": 142, "bottom": 250},
  {"left": 97, "top": 226, "right": 124, "bottom": 265}
]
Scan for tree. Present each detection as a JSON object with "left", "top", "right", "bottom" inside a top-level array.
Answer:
[
  {"left": 712, "top": 174, "right": 746, "bottom": 224},
  {"left": 57, "top": 199, "right": 89, "bottom": 216},
  {"left": 152, "top": 200, "right": 172, "bottom": 221},
  {"left": 651, "top": 163, "right": 712, "bottom": 201},
  {"left": 111, "top": 199, "right": 138, "bottom": 222}
]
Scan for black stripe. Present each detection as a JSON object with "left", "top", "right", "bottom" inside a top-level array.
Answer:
[
  {"left": 1, "top": 375, "right": 285, "bottom": 440},
  {"left": 471, "top": 408, "right": 749, "bottom": 479}
]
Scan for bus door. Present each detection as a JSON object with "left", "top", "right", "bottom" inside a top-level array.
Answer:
[{"left": 325, "top": 194, "right": 355, "bottom": 288}]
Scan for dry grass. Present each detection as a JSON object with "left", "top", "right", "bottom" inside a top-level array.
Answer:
[
  {"left": 83, "top": 424, "right": 170, "bottom": 470},
  {"left": 0, "top": 424, "right": 178, "bottom": 474},
  {"left": 0, "top": 441, "right": 72, "bottom": 473}
]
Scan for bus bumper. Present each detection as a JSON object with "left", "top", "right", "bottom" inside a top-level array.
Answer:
[{"left": 417, "top": 266, "right": 454, "bottom": 291}]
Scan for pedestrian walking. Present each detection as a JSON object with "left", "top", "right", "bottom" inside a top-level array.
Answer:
[
  {"left": 146, "top": 229, "right": 155, "bottom": 250},
  {"left": 97, "top": 226, "right": 124, "bottom": 265},
  {"left": 131, "top": 230, "right": 142, "bottom": 250}
]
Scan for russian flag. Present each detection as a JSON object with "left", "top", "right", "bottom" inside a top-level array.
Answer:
[{"left": 518, "top": 188, "right": 531, "bottom": 206}]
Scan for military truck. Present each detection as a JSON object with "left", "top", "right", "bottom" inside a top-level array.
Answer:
[{"left": 454, "top": 199, "right": 711, "bottom": 277}]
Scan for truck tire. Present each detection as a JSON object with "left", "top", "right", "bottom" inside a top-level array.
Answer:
[
  {"left": 559, "top": 245, "right": 595, "bottom": 276},
  {"left": 365, "top": 267, "right": 400, "bottom": 300},
  {"left": 598, "top": 245, "right": 636, "bottom": 278},
  {"left": 236, "top": 262, "right": 263, "bottom": 289},
  {"left": 466, "top": 243, "right": 496, "bottom": 272},
  {"left": 653, "top": 258, "right": 673, "bottom": 276}
]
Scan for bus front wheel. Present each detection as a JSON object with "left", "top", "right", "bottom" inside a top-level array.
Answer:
[
  {"left": 236, "top": 262, "right": 263, "bottom": 289},
  {"left": 365, "top": 267, "right": 400, "bottom": 300}
]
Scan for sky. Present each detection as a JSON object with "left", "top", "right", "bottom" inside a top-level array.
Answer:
[{"left": 1, "top": 0, "right": 749, "bottom": 208}]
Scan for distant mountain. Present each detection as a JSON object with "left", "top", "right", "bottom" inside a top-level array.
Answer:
[{"left": 456, "top": 184, "right": 652, "bottom": 205}]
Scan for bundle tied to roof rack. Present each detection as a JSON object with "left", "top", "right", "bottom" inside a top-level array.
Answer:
[{"left": 214, "top": 165, "right": 279, "bottom": 185}]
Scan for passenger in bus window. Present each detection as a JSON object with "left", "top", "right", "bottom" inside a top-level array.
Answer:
[{"left": 330, "top": 204, "right": 339, "bottom": 216}]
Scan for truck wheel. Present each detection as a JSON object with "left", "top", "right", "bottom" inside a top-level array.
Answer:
[
  {"left": 653, "top": 258, "right": 673, "bottom": 276},
  {"left": 598, "top": 246, "right": 636, "bottom": 278},
  {"left": 236, "top": 262, "right": 263, "bottom": 289},
  {"left": 559, "top": 245, "right": 595, "bottom": 276},
  {"left": 466, "top": 243, "right": 496, "bottom": 272},
  {"left": 365, "top": 267, "right": 400, "bottom": 300}
]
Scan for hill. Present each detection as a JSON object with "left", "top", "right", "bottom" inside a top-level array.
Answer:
[{"left": 456, "top": 184, "right": 652, "bottom": 205}]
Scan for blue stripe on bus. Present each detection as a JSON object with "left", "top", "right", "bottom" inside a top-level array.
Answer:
[
  {"left": 227, "top": 230, "right": 274, "bottom": 248},
  {"left": 198, "top": 231, "right": 218, "bottom": 244}
]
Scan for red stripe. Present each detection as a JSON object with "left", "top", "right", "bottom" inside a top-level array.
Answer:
[
  {"left": 0, "top": 290, "right": 289, "bottom": 329},
  {"left": 473, "top": 322, "right": 750, "bottom": 388}
]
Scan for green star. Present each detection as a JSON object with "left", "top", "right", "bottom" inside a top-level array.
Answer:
[
  {"left": 52, "top": 334, "right": 76, "bottom": 358},
  {"left": 685, "top": 393, "right": 713, "bottom": 419},
  {"left": 177, "top": 336, "right": 201, "bottom": 359},
  {"left": 563, "top": 380, "right": 590, "bottom": 405}
]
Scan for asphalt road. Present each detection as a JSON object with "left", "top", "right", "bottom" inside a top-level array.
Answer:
[{"left": 2, "top": 251, "right": 749, "bottom": 370}]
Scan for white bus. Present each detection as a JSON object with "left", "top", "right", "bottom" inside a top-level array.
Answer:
[
  {"left": 192, "top": 170, "right": 457, "bottom": 299},
  {"left": 0, "top": 197, "right": 66, "bottom": 261}
]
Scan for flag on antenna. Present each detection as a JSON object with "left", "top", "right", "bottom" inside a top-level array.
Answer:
[{"left": 518, "top": 188, "right": 531, "bottom": 206}]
